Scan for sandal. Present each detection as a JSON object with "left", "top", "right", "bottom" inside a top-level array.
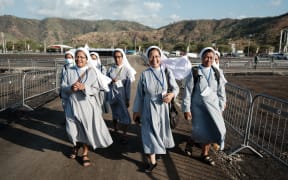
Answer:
[
  {"left": 145, "top": 162, "right": 157, "bottom": 173},
  {"left": 69, "top": 146, "right": 79, "bottom": 159},
  {"left": 82, "top": 155, "right": 91, "bottom": 167},
  {"left": 202, "top": 155, "right": 215, "bottom": 166}
]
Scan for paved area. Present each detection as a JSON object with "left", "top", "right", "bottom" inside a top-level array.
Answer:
[{"left": 0, "top": 59, "right": 232, "bottom": 180}]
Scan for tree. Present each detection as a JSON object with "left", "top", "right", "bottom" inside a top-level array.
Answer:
[
  {"left": 173, "top": 42, "right": 186, "bottom": 52},
  {"left": 217, "top": 44, "right": 232, "bottom": 53},
  {"left": 244, "top": 44, "right": 258, "bottom": 56}
]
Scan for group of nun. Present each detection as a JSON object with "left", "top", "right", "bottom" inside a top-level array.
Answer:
[{"left": 60, "top": 45, "right": 227, "bottom": 170}]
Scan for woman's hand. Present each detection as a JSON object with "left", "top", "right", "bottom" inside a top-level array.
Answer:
[
  {"left": 162, "top": 92, "right": 174, "bottom": 103},
  {"left": 184, "top": 112, "right": 192, "bottom": 121},
  {"left": 71, "top": 82, "right": 85, "bottom": 92}
]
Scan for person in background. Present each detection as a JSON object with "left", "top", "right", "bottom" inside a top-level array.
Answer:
[
  {"left": 106, "top": 48, "right": 136, "bottom": 144},
  {"left": 133, "top": 46, "right": 179, "bottom": 172},
  {"left": 90, "top": 52, "right": 107, "bottom": 74},
  {"left": 61, "top": 47, "right": 113, "bottom": 167},
  {"left": 90, "top": 52, "right": 110, "bottom": 113},
  {"left": 211, "top": 50, "right": 227, "bottom": 151},
  {"left": 60, "top": 50, "right": 75, "bottom": 107},
  {"left": 182, "top": 47, "right": 226, "bottom": 166},
  {"left": 254, "top": 53, "right": 259, "bottom": 69}
]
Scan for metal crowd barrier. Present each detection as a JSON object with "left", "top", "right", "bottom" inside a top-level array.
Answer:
[
  {"left": 224, "top": 83, "right": 263, "bottom": 157},
  {"left": 22, "top": 69, "right": 59, "bottom": 110},
  {"left": 0, "top": 57, "right": 115, "bottom": 112},
  {"left": 0, "top": 73, "right": 23, "bottom": 111},
  {"left": 0, "top": 69, "right": 61, "bottom": 112},
  {"left": 224, "top": 84, "right": 288, "bottom": 166},
  {"left": 248, "top": 94, "right": 288, "bottom": 166}
]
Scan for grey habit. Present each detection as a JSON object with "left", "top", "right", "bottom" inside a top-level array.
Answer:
[
  {"left": 61, "top": 66, "right": 113, "bottom": 149},
  {"left": 107, "top": 64, "right": 132, "bottom": 124},
  {"left": 182, "top": 65, "right": 226, "bottom": 150},
  {"left": 95, "top": 64, "right": 110, "bottom": 113},
  {"left": 133, "top": 67, "right": 179, "bottom": 154}
]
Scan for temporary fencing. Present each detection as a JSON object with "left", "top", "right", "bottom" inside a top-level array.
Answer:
[
  {"left": 224, "top": 84, "right": 288, "bottom": 167},
  {"left": 0, "top": 56, "right": 116, "bottom": 112},
  {"left": 0, "top": 73, "right": 23, "bottom": 111},
  {"left": 248, "top": 94, "right": 288, "bottom": 166}
]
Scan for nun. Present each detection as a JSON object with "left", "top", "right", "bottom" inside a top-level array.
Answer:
[
  {"left": 132, "top": 46, "right": 179, "bottom": 172},
  {"left": 90, "top": 51, "right": 110, "bottom": 113},
  {"left": 90, "top": 52, "right": 107, "bottom": 74},
  {"left": 182, "top": 47, "right": 227, "bottom": 166},
  {"left": 61, "top": 47, "right": 113, "bottom": 167},
  {"left": 106, "top": 48, "right": 136, "bottom": 144},
  {"left": 60, "top": 50, "right": 75, "bottom": 105}
]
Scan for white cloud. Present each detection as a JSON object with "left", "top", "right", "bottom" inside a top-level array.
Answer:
[
  {"left": 0, "top": 0, "right": 14, "bottom": 6},
  {"left": 271, "top": 0, "right": 282, "bottom": 6},
  {"left": 170, "top": 14, "right": 180, "bottom": 21},
  {"left": 143, "top": 2, "right": 163, "bottom": 11},
  {"left": 7, "top": 0, "right": 169, "bottom": 27},
  {"left": 0, "top": 0, "right": 14, "bottom": 12}
]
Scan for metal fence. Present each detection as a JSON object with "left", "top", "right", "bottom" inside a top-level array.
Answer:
[
  {"left": 248, "top": 94, "right": 288, "bottom": 166},
  {"left": 0, "top": 56, "right": 115, "bottom": 112},
  {"left": 221, "top": 58, "right": 288, "bottom": 74},
  {"left": 224, "top": 85, "right": 288, "bottom": 166},
  {"left": 0, "top": 73, "right": 23, "bottom": 111},
  {"left": 0, "top": 69, "right": 61, "bottom": 111},
  {"left": 224, "top": 84, "right": 263, "bottom": 157}
]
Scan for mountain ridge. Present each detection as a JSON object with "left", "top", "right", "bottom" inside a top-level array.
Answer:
[{"left": 0, "top": 13, "right": 287, "bottom": 52}]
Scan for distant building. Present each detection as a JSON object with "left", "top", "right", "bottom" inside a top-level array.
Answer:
[
  {"left": 89, "top": 48, "right": 115, "bottom": 56},
  {"left": 46, "top": 44, "right": 73, "bottom": 53}
]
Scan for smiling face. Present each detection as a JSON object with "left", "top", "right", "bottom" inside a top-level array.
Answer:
[
  {"left": 114, "top": 51, "right": 123, "bottom": 66},
  {"left": 148, "top": 48, "right": 161, "bottom": 68},
  {"left": 201, "top": 50, "right": 215, "bottom": 67},
  {"left": 75, "top": 50, "right": 88, "bottom": 68}
]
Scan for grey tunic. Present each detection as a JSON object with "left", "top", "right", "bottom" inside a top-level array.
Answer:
[
  {"left": 107, "top": 65, "right": 132, "bottom": 124},
  {"left": 95, "top": 64, "right": 110, "bottom": 113},
  {"left": 182, "top": 65, "right": 226, "bottom": 150},
  {"left": 133, "top": 67, "right": 179, "bottom": 154},
  {"left": 61, "top": 66, "right": 113, "bottom": 149}
]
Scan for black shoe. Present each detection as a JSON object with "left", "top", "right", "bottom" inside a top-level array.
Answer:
[{"left": 145, "top": 163, "right": 157, "bottom": 173}]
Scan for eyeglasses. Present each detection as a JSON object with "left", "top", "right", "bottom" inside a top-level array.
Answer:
[
  {"left": 76, "top": 56, "right": 87, "bottom": 60},
  {"left": 149, "top": 55, "right": 160, "bottom": 60},
  {"left": 203, "top": 55, "right": 214, "bottom": 61},
  {"left": 114, "top": 56, "right": 123, "bottom": 59}
]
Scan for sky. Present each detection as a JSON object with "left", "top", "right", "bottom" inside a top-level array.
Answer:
[{"left": 0, "top": 0, "right": 287, "bottom": 28}]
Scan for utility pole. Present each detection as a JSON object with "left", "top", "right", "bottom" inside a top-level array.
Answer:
[
  {"left": 1, "top": 32, "right": 4, "bottom": 53},
  {"left": 279, "top": 28, "right": 288, "bottom": 53},
  {"left": 247, "top": 34, "right": 253, "bottom": 57}
]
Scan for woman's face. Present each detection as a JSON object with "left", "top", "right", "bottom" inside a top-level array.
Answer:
[
  {"left": 90, "top": 54, "right": 97, "bottom": 61},
  {"left": 65, "top": 54, "right": 73, "bottom": 59},
  {"left": 114, "top": 51, "right": 123, "bottom": 66},
  {"left": 202, "top": 51, "right": 214, "bottom": 67},
  {"left": 148, "top": 49, "right": 161, "bottom": 68},
  {"left": 75, "top": 51, "right": 88, "bottom": 68},
  {"left": 215, "top": 55, "right": 220, "bottom": 64}
]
